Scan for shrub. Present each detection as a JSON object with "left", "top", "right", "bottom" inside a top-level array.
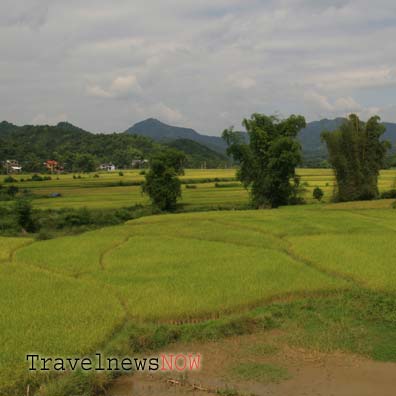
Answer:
[
  {"left": 185, "top": 184, "right": 197, "bottom": 189},
  {"left": 118, "top": 171, "right": 124, "bottom": 176},
  {"left": 4, "top": 176, "right": 17, "bottom": 183},
  {"left": 313, "top": 187, "right": 324, "bottom": 202},
  {"left": 380, "top": 189, "right": 396, "bottom": 199},
  {"left": 15, "top": 199, "right": 35, "bottom": 232},
  {"left": 31, "top": 174, "right": 44, "bottom": 182}
]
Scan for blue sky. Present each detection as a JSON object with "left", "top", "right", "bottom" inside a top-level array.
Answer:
[{"left": 1, "top": 0, "right": 396, "bottom": 134}]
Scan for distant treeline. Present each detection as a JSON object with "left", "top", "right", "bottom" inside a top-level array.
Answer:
[{"left": 0, "top": 121, "right": 230, "bottom": 173}]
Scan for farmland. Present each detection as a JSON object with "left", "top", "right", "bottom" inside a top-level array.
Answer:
[
  {"left": 1, "top": 197, "right": 396, "bottom": 393},
  {"left": 2, "top": 168, "right": 396, "bottom": 210}
]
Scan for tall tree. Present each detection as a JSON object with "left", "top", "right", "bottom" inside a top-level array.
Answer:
[
  {"left": 223, "top": 113, "right": 306, "bottom": 208},
  {"left": 142, "top": 149, "right": 186, "bottom": 211},
  {"left": 322, "top": 114, "right": 391, "bottom": 201}
]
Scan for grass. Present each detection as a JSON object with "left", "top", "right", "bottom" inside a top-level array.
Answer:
[
  {"left": 0, "top": 236, "right": 32, "bottom": 262},
  {"left": 1, "top": 168, "right": 394, "bottom": 210},
  {"left": 1, "top": 188, "right": 396, "bottom": 394}
]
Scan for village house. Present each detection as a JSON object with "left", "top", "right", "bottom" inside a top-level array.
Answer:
[
  {"left": 99, "top": 163, "right": 116, "bottom": 172},
  {"left": 131, "top": 159, "right": 149, "bottom": 169},
  {"left": 44, "top": 160, "right": 63, "bottom": 174},
  {"left": 3, "top": 160, "right": 22, "bottom": 174}
]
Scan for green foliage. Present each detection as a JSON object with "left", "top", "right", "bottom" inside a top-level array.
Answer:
[
  {"left": 223, "top": 113, "right": 306, "bottom": 208},
  {"left": 3, "top": 176, "right": 17, "bottom": 183},
  {"left": 322, "top": 114, "right": 391, "bottom": 201},
  {"left": 313, "top": 186, "right": 324, "bottom": 201},
  {"left": 14, "top": 199, "right": 34, "bottom": 232},
  {"left": 142, "top": 149, "right": 186, "bottom": 211}
]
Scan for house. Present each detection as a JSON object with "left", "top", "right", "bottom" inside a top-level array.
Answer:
[
  {"left": 131, "top": 159, "right": 149, "bottom": 169},
  {"left": 99, "top": 163, "right": 116, "bottom": 172},
  {"left": 44, "top": 160, "right": 63, "bottom": 174},
  {"left": 4, "top": 160, "right": 22, "bottom": 174}
]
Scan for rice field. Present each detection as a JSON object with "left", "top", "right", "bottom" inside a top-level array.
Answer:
[
  {"left": 2, "top": 200, "right": 396, "bottom": 392},
  {"left": 2, "top": 168, "right": 395, "bottom": 210}
]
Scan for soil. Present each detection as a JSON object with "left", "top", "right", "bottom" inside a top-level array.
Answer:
[{"left": 108, "top": 330, "right": 396, "bottom": 396}]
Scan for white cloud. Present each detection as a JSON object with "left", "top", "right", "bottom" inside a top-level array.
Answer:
[
  {"left": 1, "top": 0, "right": 396, "bottom": 132},
  {"left": 86, "top": 74, "right": 141, "bottom": 99}
]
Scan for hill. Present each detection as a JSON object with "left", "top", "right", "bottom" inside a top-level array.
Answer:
[
  {"left": 164, "top": 138, "right": 230, "bottom": 168},
  {"left": 126, "top": 118, "right": 228, "bottom": 153},
  {"left": 126, "top": 117, "right": 396, "bottom": 160},
  {"left": 0, "top": 121, "right": 229, "bottom": 172}
]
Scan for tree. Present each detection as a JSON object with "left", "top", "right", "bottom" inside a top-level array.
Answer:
[
  {"left": 222, "top": 113, "right": 306, "bottom": 208},
  {"left": 15, "top": 199, "right": 34, "bottom": 232},
  {"left": 142, "top": 149, "right": 186, "bottom": 211},
  {"left": 322, "top": 114, "right": 391, "bottom": 202},
  {"left": 313, "top": 187, "right": 324, "bottom": 202}
]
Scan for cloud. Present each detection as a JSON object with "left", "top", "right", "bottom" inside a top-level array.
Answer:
[
  {"left": 86, "top": 74, "right": 142, "bottom": 99},
  {"left": 1, "top": 0, "right": 396, "bottom": 133}
]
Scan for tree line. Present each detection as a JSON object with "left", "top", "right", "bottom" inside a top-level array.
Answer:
[{"left": 145, "top": 113, "right": 392, "bottom": 211}]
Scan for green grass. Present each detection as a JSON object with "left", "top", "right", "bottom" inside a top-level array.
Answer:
[
  {"left": 2, "top": 199, "right": 396, "bottom": 394},
  {"left": 23, "top": 168, "right": 395, "bottom": 210},
  {"left": 0, "top": 237, "right": 32, "bottom": 262}
]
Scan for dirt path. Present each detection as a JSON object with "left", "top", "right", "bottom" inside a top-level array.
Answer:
[{"left": 108, "top": 330, "right": 396, "bottom": 396}]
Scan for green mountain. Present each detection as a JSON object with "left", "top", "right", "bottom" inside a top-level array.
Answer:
[
  {"left": 0, "top": 121, "right": 229, "bottom": 172},
  {"left": 126, "top": 118, "right": 228, "bottom": 153},
  {"left": 164, "top": 139, "right": 229, "bottom": 168},
  {"left": 127, "top": 117, "right": 396, "bottom": 159}
]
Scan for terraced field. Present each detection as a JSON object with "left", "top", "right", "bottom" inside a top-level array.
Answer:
[
  {"left": 1, "top": 200, "right": 396, "bottom": 393},
  {"left": 2, "top": 168, "right": 395, "bottom": 210}
]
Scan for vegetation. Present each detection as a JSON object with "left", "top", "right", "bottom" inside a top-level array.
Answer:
[
  {"left": 223, "top": 114, "right": 306, "bottom": 208},
  {"left": 312, "top": 186, "right": 324, "bottom": 201},
  {"left": 1, "top": 201, "right": 396, "bottom": 393},
  {"left": 322, "top": 114, "right": 391, "bottom": 201},
  {"left": 142, "top": 149, "right": 185, "bottom": 211}
]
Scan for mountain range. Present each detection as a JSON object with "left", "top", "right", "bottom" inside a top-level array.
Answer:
[{"left": 126, "top": 117, "right": 396, "bottom": 157}]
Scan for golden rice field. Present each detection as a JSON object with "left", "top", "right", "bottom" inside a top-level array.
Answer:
[
  {"left": 2, "top": 168, "right": 395, "bottom": 209},
  {"left": 1, "top": 200, "right": 396, "bottom": 392}
]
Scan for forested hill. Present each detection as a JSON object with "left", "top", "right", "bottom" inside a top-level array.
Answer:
[
  {"left": 127, "top": 117, "right": 396, "bottom": 158},
  {"left": 126, "top": 118, "right": 229, "bottom": 153},
  {"left": 0, "top": 121, "right": 228, "bottom": 172}
]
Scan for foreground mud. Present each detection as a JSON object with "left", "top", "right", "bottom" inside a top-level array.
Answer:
[{"left": 109, "top": 330, "right": 396, "bottom": 396}]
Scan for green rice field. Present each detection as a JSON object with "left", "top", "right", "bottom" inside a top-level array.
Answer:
[
  {"left": 1, "top": 198, "right": 396, "bottom": 392},
  {"left": 2, "top": 168, "right": 396, "bottom": 209}
]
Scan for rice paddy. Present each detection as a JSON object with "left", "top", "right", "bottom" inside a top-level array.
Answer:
[
  {"left": 1, "top": 168, "right": 396, "bottom": 393},
  {"left": 2, "top": 168, "right": 395, "bottom": 210}
]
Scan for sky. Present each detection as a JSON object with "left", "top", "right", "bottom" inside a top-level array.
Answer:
[{"left": 1, "top": 0, "right": 396, "bottom": 135}]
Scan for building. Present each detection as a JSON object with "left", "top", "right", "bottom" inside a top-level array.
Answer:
[
  {"left": 44, "top": 160, "right": 63, "bottom": 174},
  {"left": 99, "top": 163, "right": 116, "bottom": 172},
  {"left": 4, "top": 160, "right": 22, "bottom": 174},
  {"left": 131, "top": 159, "right": 149, "bottom": 169}
]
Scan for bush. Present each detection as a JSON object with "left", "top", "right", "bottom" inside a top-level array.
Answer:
[
  {"left": 380, "top": 189, "right": 396, "bottom": 199},
  {"left": 15, "top": 199, "right": 35, "bottom": 232},
  {"left": 313, "top": 187, "right": 324, "bottom": 202},
  {"left": 93, "top": 174, "right": 100, "bottom": 178},
  {"left": 31, "top": 174, "right": 44, "bottom": 181},
  {"left": 185, "top": 184, "right": 197, "bottom": 189},
  {"left": 4, "top": 176, "right": 17, "bottom": 183},
  {"left": 118, "top": 171, "right": 124, "bottom": 176}
]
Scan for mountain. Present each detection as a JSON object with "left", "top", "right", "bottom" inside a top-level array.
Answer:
[
  {"left": 126, "top": 118, "right": 228, "bottom": 153},
  {"left": 164, "top": 139, "right": 229, "bottom": 168},
  {"left": 0, "top": 121, "right": 229, "bottom": 172},
  {"left": 127, "top": 117, "right": 396, "bottom": 159}
]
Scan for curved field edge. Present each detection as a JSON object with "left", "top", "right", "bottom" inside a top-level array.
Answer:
[{"left": 2, "top": 204, "right": 396, "bottom": 393}]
